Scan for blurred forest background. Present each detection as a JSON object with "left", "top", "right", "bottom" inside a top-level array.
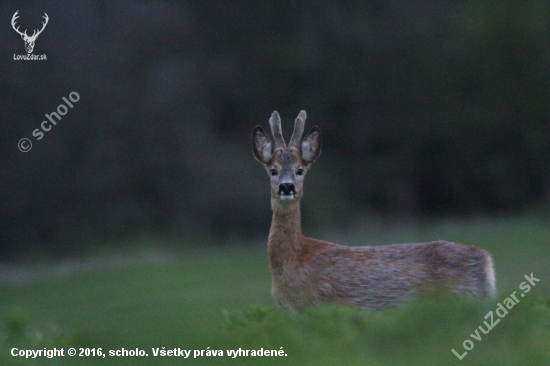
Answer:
[{"left": 2, "top": 0, "right": 550, "bottom": 260}]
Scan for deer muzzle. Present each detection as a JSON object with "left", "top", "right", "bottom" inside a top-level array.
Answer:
[{"left": 278, "top": 183, "right": 296, "bottom": 200}]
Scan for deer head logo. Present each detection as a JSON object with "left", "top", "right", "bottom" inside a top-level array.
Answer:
[{"left": 11, "top": 10, "right": 49, "bottom": 54}]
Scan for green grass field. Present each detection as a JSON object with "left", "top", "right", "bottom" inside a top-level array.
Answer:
[{"left": 1, "top": 217, "right": 549, "bottom": 365}]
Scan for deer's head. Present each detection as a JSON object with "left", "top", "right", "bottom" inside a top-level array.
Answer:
[
  {"left": 253, "top": 111, "right": 321, "bottom": 203},
  {"left": 11, "top": 11, "right": 49, "bottom": 54}
]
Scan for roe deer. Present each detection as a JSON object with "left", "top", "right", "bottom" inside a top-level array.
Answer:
[{"left": 252, "top": 110, "right": 496, "bottom": 312}]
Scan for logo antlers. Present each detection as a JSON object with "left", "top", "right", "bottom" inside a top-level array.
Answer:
[{"left": 11, "top": 10, "right": 49, "bottom": 54}]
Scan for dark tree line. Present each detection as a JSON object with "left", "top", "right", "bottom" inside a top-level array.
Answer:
[{"left": 2, "top": 0, "right": 550, "bottom": 258}]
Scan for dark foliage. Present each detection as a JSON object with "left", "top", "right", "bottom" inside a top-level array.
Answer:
[{"left": 2, "top": 0, "right": 550, "bottom": 257}]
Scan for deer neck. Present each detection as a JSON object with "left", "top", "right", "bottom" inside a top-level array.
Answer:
[{"left": 268, "top": 198, "right": 302, "bottom": 273}]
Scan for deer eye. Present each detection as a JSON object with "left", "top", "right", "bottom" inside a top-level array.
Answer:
[
  {"left": 270, "top": 168, "right": 278, "bottom": 176},
  {"left": 296, "top": 168, "right": 304, "bottom": 176}
]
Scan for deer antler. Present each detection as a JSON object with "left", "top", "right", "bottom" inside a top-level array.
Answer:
[
  {"left": 29, "top": 13, "right": 49, "bottom": 40},
  {"left": 11, "top": 11, "right": 48, "bottom": 41},
  {"left": 288, "top": 110, "right": 306, "bottom": 149},
  {"left": 11, "top": 10, "right": 28, "bottom": 38},
  {"left": 269, "top": 111, "right": 286, "bottom": 149}
]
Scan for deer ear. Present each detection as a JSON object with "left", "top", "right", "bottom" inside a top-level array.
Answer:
[
  {"left": 252, "top": 126, "right": 273, "bottom": 164},
  {"left": 301, "top": 126, "right": 321, "bottom": 165}
]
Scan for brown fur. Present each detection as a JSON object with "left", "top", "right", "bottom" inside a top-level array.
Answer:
[{"left": 253, "top": 111, "right": 496, "bottom": 312}]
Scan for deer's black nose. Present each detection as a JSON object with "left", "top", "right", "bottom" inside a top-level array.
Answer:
[{"left": 278, "top": 183, "right": 296, "bottom": 195}]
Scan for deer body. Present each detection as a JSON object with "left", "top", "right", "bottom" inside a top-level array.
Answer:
[{"left": 253, "top": 111, "right": 496, "bottom": 312}]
